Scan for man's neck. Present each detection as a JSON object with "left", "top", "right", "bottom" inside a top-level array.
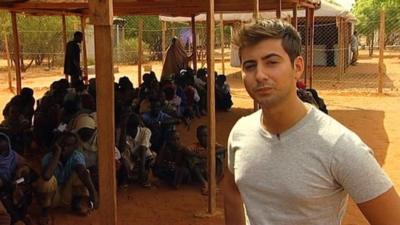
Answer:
[{"left": 260, "top": 97, "right": 308, "bottom": 135}]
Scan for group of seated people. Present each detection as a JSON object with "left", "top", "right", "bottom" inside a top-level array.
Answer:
[{"left": 0, "top": 67, "right": 230, "bottom": 225}]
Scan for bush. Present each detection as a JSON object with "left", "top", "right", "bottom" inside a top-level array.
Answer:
[{"left": 114, "top": 38, "right": 149, "bottom": 64}]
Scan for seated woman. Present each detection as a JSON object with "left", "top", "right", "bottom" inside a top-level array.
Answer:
[
  {"left": 0, "top": 132, "right": 36, "bottom": 225},
  {"left": 153, "top": 130, "right": 190, "bottom": 189},
  {"left": 36, "top": 132, "right": 98, "bottom": 225},
  {"left": 215, "top": 74, "right": 233, "bottom": 111}
]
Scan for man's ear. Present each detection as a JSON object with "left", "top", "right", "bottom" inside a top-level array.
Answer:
[{"left": 293, "top": 56, "right": 304, "bottom": 80}]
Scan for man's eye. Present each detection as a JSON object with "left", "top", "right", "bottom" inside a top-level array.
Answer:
[
  {"left": 267, "top": 61, "right": 278, "bottom": 65},
  {"left": 244, "top": 64, "right": 256, "bottom": 70}
]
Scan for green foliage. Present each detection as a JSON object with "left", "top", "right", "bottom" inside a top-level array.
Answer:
[
  {"left": 353, "top": 0, "right": 400, "bottom": 39},
  {"left": 115, "top": 38, "right": 149, "bottom": 64}
]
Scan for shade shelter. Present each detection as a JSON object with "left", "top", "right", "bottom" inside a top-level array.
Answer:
[
  {"left": 160, "top": 0, "right": 353, "bottom": 87},
  {"left": 0, "top": 0, "right": 320, "bottom": 224}
]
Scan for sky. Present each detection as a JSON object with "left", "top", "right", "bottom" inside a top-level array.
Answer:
[{"left": 334, "top": 0, "right": 356, "bottom": 10}]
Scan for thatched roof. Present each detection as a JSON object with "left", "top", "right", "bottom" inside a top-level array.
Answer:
[{"left": 0, "top": 0, "right": 321, "bottom": 16}]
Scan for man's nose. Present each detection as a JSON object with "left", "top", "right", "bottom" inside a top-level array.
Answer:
[{"left": 255, "top": 65, "right": 268, "bottom": 82}]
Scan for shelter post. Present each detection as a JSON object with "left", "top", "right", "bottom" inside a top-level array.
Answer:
[
  {"left": 309, "top": 8, "right": 314, "bottom": 88},
  {"left": 88, "top": 0, "right": 117, "bottom": 224},
  {"left": 3, "top": 30, "right": 13, "bottom": 92},
  {"left": 276, "top": 0, "right": 282, "bottom": 18},
  {"left": 11, "top": 12, "right": 22, "bottom": 94},
  {"left": 292, "top": 5, "right": 298, "bottom": 29},
  {"left": 220, "top": 14, "right": 225, "bottom": 75},
  {"left": 253, "top": 0, "right": 259, "bottom": 19},
  {"left": 138, "top": 18, "right": 143, "bottom": 85},
  {"left": 81, "top": 16, "right": 88, "bottom": 85},
  {"left": 162, "top": 21, "right": 166, "bottom": 63},
  {"left": 191, "top": 15, "right": 197, "bottom": 72},
  {"left": 207, "top": 0, "right": 217, "bottom": 215},
  {"left": 304, "top": 8, "right": 310, "bottom": 87},
  {"left": 378, "top": 9, "right": 385, "bottom": 93},
  {"left": 62, "top": 15, "right": 68, "bottom": 80}
]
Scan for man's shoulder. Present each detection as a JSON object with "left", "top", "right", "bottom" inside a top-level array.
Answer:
[{"left": 231, "top": 110, "right": 261, "bottom": 132}]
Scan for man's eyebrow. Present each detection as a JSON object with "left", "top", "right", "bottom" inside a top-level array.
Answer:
[
  {"left": 261, "top": 53, "right": 282, "bottom": 60},
  {"left": 242, "top": 53, "right": 283, "bottom": 66}
]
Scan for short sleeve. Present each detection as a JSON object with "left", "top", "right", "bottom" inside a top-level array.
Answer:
[
  {"left": 227, "top": 128, "right": 236, "bottom": 174},
  {"left": 331, "top": 134, "right": 393, "bottom": 203},
  {"left": 137, "top": 127, "right": 152, "bottom": 148},
  {"left": 70, "top": 151, "right": 86, "bottom": 168},
  {"left": 41, "top": 153, "right": 52, "bottom": 167}
]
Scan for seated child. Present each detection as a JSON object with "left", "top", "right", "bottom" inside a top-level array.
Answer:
[
  {"left": 186, "top": 125, "right": 225, "bottom": 195},
  {"left": 153, "top": 130, "right": 190, "bottom": 188}
]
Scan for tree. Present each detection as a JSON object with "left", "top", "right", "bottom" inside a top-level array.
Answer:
[{"left": 352, "top": 0, "right": 400, "bottom": 55}]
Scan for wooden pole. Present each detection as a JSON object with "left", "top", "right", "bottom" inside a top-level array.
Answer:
[
  {"left": 171, "top": 22, "right": 176, "bottom": 37},
  {"left": 292, "top": 5, "right": 298, "bottom": 30},
  {"left": 3, "top": 31, "right": 13, "bottom": 92},
  {"left": 138, "top": 18, "right": 143, "bottom": 85},
  {"left": 309, "top": 8, "right": 315, "bottom": 89},
  {"left": 253, "top": 0, "right": 260, "bottom": 111},
  {"left": 162, "top": 21, "right": 166, "bottom": 63},
  {"left": 11, "top": 12, "right": 22, "bottom": 94},
  {"left": 378, "top": 9, "right": 385, "bottom": 93},
  {"left": 276, "top": 0, "right": 282, "bottom": 19},
  {"left": 220, "top": 14, "right": 225, "bottom": 75},
  {"left": 191, "top": 15, "right": 197, "bottom": 72},
  {"left": 304, "top": 8, "right": 310, "bottom": 87},
  {"left": 88, "top": 0, "right": 117, "bottom": 224},
  {"left": 81, "top": 16, "right": 89, "bottom": 85},
  {"left": 62, "top": 15, "right": 68, "bottom": 80},
  {"left": 253, "top": 0, "right": 260, "bottom": 19},
  {"left": 207, "top": 0, "right": 216, "bottom": 214}
]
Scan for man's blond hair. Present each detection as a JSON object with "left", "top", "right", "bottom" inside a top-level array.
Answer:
[{"left": 232, "top": 19, "right": 302, "bottom": 65}]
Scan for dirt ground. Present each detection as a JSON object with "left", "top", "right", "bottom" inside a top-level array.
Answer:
[{"left": 0, "top": 54, "right": 400, "bottom": 224}]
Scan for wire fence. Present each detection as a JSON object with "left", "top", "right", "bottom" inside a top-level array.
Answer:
[{"left": 0, "top": 12, "right": 399, "bottom": 92}]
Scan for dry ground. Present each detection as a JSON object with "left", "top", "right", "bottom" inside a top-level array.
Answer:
[{"left": 0, "top": 53, "right": 399, "bottom": 225}]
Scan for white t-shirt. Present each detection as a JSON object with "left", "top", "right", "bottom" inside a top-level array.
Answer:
[{"left": 228, "top": 104, "right": 392, "bottom": 225}]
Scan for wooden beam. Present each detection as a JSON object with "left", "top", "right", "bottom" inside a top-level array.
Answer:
[
  {"left": 11, "top": 12, "right": 22, "bottom": 94},
  {"left": 88, "top": 0, "right": 117, "bottom": 225},
  {"left": 292, "top": 5, "right": 298, "bottom": 29},
  {"left": 62, "top": 15, "right": 68, "bottom": 80},
  {"left": 162, "top": 21, "right": 166, "bottom": 63},
  {"left": 309, "top": 8, "right": 314, "bottom": 88},
  {"left": 378, "top": 9, "right": 385, "bottom": 93},
  {"left": 3, "top": 30, "right": 13, "bottom": 92},
  {"left": 220, "top": 13, "right": 225, "bottom": 75},
  {"left": 191, "top": 15, "right": 197, "bottom": 72},
  {"left": 304, "top": 7, "right": 309, "bottom": 86},
  {"left": 276, "top": 0, "right": 282, "bottom": 18},
  {"left": 138, "top": 18, "right": 143, "bottom": 85},
  {"left": 81, "top": 16, "right": 88, "bottom": 85},
  {"left": 253, "top": 0, "right": 259, "bottom": 19},
  {"left": 207, "top": 0, "right": 217, "bottom": 215}
]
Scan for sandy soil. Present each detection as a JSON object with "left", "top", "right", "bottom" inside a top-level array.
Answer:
[{"left": 0, "top": 54, "right": 399, "bottom": 224}]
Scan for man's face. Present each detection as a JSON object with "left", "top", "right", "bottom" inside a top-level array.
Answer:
[
  {"left": 168, "top": 132, "right": 180, "bottom": 148},
  {"left": 197, "top": 129, "right": 208, "bottom": 148},
  {"left": 0, "top": 140, "right": 9, "bottom": 156},
  {"left": 240, "top": 39, "right": 303, "bottom": 108},
  {"left": 61, "top": 136, "right": 78, "bottom": 159}
]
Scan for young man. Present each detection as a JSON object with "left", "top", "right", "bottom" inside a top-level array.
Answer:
[
  {"left": 36, "top": 132, "right": 98, "bottom": 225},
  {"left": 224, "top": 19, "right": 400, "bottom": 225},
  {"left": 64, "top": 31, "right": 83, "bottom": 88},
  {"left": 351, "top": 30, "right": 359, "bottom": 65}
]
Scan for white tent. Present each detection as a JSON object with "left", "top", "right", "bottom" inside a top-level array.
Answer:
[{"left": 159, "top": 1, "right": 355, "bottom": 23}]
